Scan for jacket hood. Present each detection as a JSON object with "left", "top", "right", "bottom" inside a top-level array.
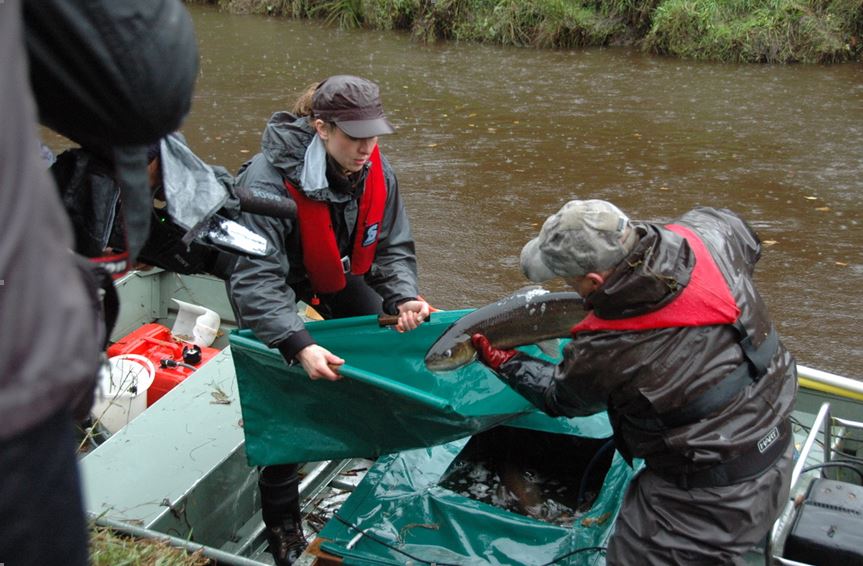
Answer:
[
  {"left": 260, "top": 111, "right": 363, "bottom": 203},
  {"left": 588, "top": 223, "right": 694, "bottom": 319},
  {"left": 260, "top": 111, "right": 314, "bottom": 183}
]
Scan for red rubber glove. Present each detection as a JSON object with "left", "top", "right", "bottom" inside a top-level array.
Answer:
[{"left": 471, "top": 333, "right": 517, "bottom": 370}]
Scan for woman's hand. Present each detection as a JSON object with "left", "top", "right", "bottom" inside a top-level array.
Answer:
[
  {"left": 295, "top": 344, "right": 344, "bottom": 381},
  {"left": 396, "top": 299, "right": 431, "bottom": 332}
]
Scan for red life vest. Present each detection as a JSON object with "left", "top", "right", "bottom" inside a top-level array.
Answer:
[
  {"left": 284, "top": 145, "right": 387, "bottom": 294},
  {"left": 572, "top": 224, "right": 740, "bottom": 335}
]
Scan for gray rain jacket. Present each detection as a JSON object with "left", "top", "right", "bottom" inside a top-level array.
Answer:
[
  {"left": 494, "top": 207, "right": 797, "bottom": 563},
  {"left": 1, "top": 0, "right": 101, "bottom": 440},
  {"left": 227, "top": 112, "right": 419, "bottom": 359},
  {"left": 2, "top": 0, "right": 196, "bottom": 440}
]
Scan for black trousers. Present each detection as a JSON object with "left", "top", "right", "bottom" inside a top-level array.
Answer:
[
  {"left": 261, "top": 274, "right": 384, "bottom": 527},
  {"left": 0, "top": 409, "right": 88, "bottom": 566}
]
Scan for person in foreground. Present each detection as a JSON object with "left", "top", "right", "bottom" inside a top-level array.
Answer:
[
  {"left": 1, "top": 1, "right": 197, "bottom": 564},
  {"left": 471, "top": 199, "right": 797, "bottom": 564},
  {"left": 227, "top": 75, "right": 429, "bottom": 565}
]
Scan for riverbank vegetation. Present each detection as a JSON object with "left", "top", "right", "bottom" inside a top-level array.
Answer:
[
  {"left": 190, "top": 0, "right": 862, "bottom": 63},
  {"left": 90, "top": 525, "right": 210, "bottom": 566}
]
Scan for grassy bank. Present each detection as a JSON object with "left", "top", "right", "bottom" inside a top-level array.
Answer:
[
  {"left": 90, "top": 525, "right": 210, "bottom": 566},
  {"left": 189, "top": 0, "right": 862, "bottom": 63}
]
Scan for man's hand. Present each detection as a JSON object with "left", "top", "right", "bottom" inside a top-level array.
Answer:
[
  {"left": 295, "top": 344, "right": 344, "bottom": 381},
  {"left": 396, "top": 299, "right": 431, "bottom": 332},
  {"left": 471, "top": 333, "right": 517, "bottom": 370}
]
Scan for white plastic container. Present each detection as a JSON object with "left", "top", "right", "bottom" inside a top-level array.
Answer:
[
  {"left": 171, "top": 298, "right": 221, "bottom": 348},
  {"left": 91, "top": 354, "right": 156, "bottom": 434}
]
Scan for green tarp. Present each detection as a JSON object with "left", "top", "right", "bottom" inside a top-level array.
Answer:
[
  {"left": 232, "top": 310, "right": 643, "bottom": 564},
  {"left": 230, "top": 310, "right": 612, "bottom": 466},
  {"left": 317, "top": 437, "right": 640, "bottom": 565}
]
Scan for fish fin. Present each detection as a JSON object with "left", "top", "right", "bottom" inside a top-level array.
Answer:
[{"left": 536, "top": 339, "right": 561, "bottom": 359}]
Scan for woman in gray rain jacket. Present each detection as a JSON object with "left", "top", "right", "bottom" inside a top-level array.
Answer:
[{"left": 227, "top": 75, "right": 429, "bottom": 565}]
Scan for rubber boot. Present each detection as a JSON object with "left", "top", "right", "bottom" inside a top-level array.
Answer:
[
  {"left": 263, "top": 515, "right": 306, "bottom": 566},
  {"left": 259, "top": 465, "right": 308, "bottom": 566}
]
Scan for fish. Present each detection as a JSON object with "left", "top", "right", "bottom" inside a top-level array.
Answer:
[{"left": 424, "top": 286, "right": 585, "bottom": 371}]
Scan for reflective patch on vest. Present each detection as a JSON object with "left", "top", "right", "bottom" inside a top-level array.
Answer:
[
  {"left": 757, "top": 426, "right": 780, "bottom": 453},
  {"left": 362, "top": 223, "right": 379, "bottom": 247}
]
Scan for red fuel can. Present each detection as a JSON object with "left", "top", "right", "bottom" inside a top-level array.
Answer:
[{"left": 107, "top": 323, "right": 220, "bottom": 406}]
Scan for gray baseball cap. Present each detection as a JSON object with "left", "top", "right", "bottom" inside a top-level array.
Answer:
[
  {"left": 520, "top": 199, "right": 638, "bottom": 282},
  {"left": 312, "top": 75, "right": 395, "bottom": 138}
]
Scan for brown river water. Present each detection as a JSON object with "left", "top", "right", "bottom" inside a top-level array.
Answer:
[{"left": 46, "top": 4, "right": 863, "bottom": 378}]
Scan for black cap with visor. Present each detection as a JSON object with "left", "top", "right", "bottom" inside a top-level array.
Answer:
[{"left": 312, "top": 75, "right": 395, "bottom": 138}]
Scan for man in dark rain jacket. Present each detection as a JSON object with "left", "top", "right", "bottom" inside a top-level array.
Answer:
[
  {"left": 227, "top": 75, "right": 429, "bottom": 565},
  {"left": 471, "top": 199, "right": 797, "bottom": 564}
]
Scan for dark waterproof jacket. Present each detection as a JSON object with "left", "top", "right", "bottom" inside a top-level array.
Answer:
[
  {"left": 50, "top": 140, "right": 239, "bottom": 279},
  {"left": 497, "top": 207, "right": 797, "bottom": 479},
  {"left": 227, "top": 112, "right": 419, "bottom": 359}
]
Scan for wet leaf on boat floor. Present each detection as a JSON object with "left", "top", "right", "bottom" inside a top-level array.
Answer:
[
  {"left": 210, "top": 386, "right": 231, "bottom": 404},
  {"left": 581, "top": 511, "right": 612, "bottom": 527}
]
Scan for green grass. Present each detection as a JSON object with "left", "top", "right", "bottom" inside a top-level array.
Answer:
[
  {"left": 90, "top": 526, "right": 210, "bottom": 566},
  {"left": 189, "top": 1, "right": 863, "bottom": 66},
  {"left": 309, "top": 0, "right": 365, "bottom": 28},
  {"left": 470, "top": 0, "right": 624, "bottom": 48},
  {"left": 644, "top": 0, "right": 859, "bottom": 62}
]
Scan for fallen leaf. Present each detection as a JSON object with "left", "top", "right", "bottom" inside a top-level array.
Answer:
[
  {"left": 836, "top": 261, "right": 848, "bottom": 266},
  {"left": 659, "top": 186, "right": 671, "bottom": 191},
  {"left": 468, "top": 113, "right": 477, "bottom": 118},
  {"left": 815, "top": 207, "right": 831, "bottom": 212},
  {"left": 762, "top": 240, "right": 778, "bottom": 246},
  {"left": 804, "top": 196, "right": 817, "bottom": 200},
  {"left": 211, "top": 387, "right": 231, "bottom": 405},
  {"left": 428, "top": 143, "right": 438, "bottom": 148},
  {"left": 581, "top": 512, "right": 612, "bottom": 527}
]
